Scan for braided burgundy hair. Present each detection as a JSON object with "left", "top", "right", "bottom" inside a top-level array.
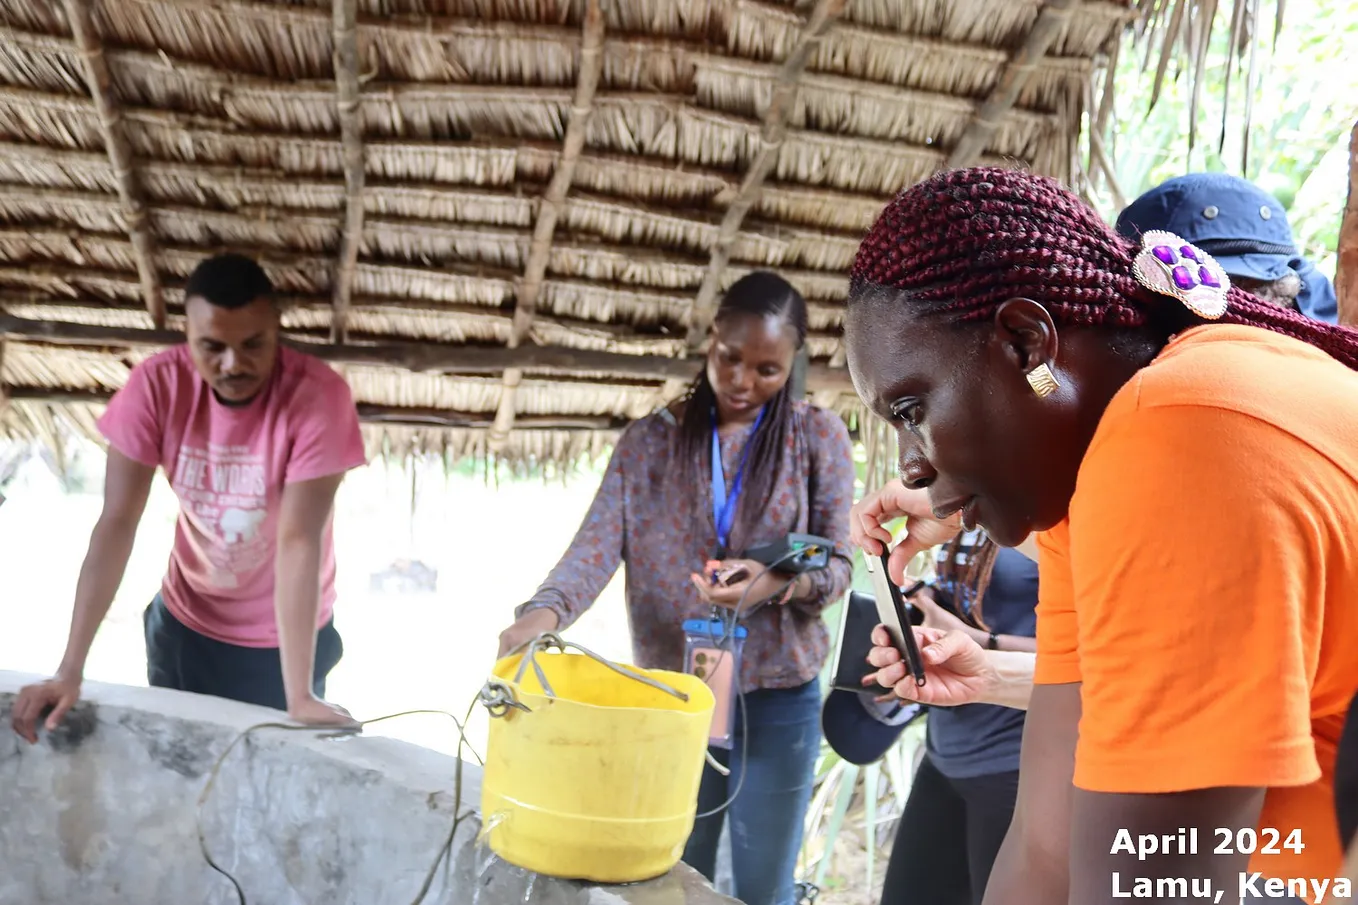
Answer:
[{"left": 848, "top": 167, "right": 1358, "bottom": 369}]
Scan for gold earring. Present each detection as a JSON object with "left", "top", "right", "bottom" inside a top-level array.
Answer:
[{"left": 1026, "top": 363, "right": 1059, "bottom": 398}]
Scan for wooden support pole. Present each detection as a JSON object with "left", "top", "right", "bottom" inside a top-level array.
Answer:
[
  {"left": 658, "top": 377, "right": 690, "bottom": 404},
  {"left": 1088, "top": 126, "right": 1128, "bottom": 212},
  {"left": 487, "top": 367, "right": 522, "bottom": 451},
  {"left": 331, "top": 0, "right": 363, "bottom": 344},
  {"left": 1338, "top": 120, "right": 1358, "bottom": 327},
  {"left": 61, "top": 0, "right": 165, "bottom": 330},
  {"left": 645, "top": 375, "right": 691, "bottom": 414},
  {"left": 945, "top": 0, "right": 1080, "bottom": 170},
  {"left": 0, "top": 313, "right": 858, "bottom": 393},
  {"left": 684, "top": 0, "right": 848, "bottom": 352},
  {"left": 492, "top": 0, "right": 605, "bottom": 452}
]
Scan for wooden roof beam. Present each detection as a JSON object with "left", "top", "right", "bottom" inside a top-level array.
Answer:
[
  {"left": 0, "top": 313, "right": 856, "bottom": 392},
  {"left": 492, "top": 0, "right": 606, "bottom": 453},
  {"left": 330, "top": 0, "right": 363, "bottom": 344},
  {"left": 2, "top": 387, "right": 625, "bottom": 432},
  {"left": 1338, "top": 120, "right": 1358, "bottom": 327},
  {"left": 510, "top": 0, "right": 606, "bottom": 348},
  {"left": 0, "top": 180, "right": 862, "bottom": 306},
  {"left": 60, "top": 0, "right": 166, "bottom": 330},
  {"left": 0, "top": 136, "right": 895, "bottom": 238},
  {"left": 945, "top": 0, "right": 1080, "bottom": 170},
  {"left": 0, "top": 293, "right": 708, "bottom": 357},
  {"left": 0, "top": 82, "right": 980, "bottom": 202},
  {"left": 684, "top": 0, "right": 848, "bottom": 353}
]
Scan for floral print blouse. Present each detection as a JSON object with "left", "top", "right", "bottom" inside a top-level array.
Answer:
[{"left": 518, "top": 401, "right": 856, "bottom": 692}]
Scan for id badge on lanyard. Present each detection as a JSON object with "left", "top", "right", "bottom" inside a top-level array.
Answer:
[
  {"left": 687, "top": 406, "right": 762, "bottom": 747},
  {"left": 683, "top": 618, "right": 747, "bottom": 749}
]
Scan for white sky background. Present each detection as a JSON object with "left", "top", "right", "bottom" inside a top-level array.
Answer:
[{"left": 0, "top": 445, "right": 632, "bottom": 757}]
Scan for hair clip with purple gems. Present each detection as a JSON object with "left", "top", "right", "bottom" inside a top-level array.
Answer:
[{"left": 1130, "top": 229, "right": 1231, "bottom": 320}]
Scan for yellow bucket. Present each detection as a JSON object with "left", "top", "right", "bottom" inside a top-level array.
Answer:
[{"left": 480, "top": 643, "right": 715, "bottom": 884}]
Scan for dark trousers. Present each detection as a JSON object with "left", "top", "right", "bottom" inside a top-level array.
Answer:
[
  {"left": 1336, "top": 691, "right": 1358, "bottom": 850},
  {"left": 881, "top": 755, "right": 1019, "bottom": 905},
  {"left": 143, "top": 594, "right": 343, "bottom": 712},
  {"left": 683, "top": 679, "right": 822, "bottom": 905}
]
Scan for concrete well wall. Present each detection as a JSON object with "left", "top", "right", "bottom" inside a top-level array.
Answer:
[{"left": 0, "top": 671, "right": 736, "bottom": 905}]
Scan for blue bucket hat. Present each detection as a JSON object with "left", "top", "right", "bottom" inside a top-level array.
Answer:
[
  {"left": 820, "top": 590, "right": 926, "bottom": 765},
  {"left": 1115, "top": 172, "right": 1337, "bottom": 324},
  {"left": 822, "top": 687, "right": 923, "bottom": 766}
]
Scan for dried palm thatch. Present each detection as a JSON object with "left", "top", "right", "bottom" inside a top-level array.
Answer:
[{"left": 0, "top": 0, "right": 1143, "bottom": 466}]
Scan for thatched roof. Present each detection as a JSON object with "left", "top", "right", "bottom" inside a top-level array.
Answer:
[{"left": 0, "top": 0, "right": 1137, "bottom": 466}]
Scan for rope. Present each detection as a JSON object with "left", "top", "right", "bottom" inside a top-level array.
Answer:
[
  {"left": 508, "top": 633, "right": 692, "bottom": 703},
  {"left": 498, "top": 632, "right": 732, "bottom": 777}
]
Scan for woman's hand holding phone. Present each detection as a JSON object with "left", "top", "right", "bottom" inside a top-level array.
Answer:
[
  {"left": 706, "top": 559, "right": 751, "bottom": 586},
  {"left": 864, "top": 624, "right": 999, "bottom": 707},
  {"left": 689, "top": 557, "right": 793, "bottom": 610}
]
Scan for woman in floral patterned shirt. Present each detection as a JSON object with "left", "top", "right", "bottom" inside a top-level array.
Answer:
[{"left": 497, "top": 271, "right": 856, "bottom": 905}]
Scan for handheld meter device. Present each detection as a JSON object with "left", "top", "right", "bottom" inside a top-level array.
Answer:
[{"left": 743, "top": 533, "right": 834, "bottom": 574}]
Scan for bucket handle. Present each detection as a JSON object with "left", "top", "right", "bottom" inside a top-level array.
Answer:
[
  {"left": 507, "top": 632, "right": 692, "bottom": 704},
  {"left": 487, "top": 637, "right": 729, "bottom": 775},
  {"left": 478, "top": 678, "right": 532, "bottom": 719}
]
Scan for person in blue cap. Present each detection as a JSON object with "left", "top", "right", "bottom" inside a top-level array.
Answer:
[{"left": 1115, "top": 171, "right": 1338, "bottom": 324}]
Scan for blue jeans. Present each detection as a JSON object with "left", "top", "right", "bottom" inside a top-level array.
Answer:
[{"left": 683, "top": 679, "right": 822, "bottom": 905}]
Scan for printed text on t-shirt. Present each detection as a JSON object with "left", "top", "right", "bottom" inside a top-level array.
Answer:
[{"left": 172, "top": 443, "right": 270, "bottom": 587}]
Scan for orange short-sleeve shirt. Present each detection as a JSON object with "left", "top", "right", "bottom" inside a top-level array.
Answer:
[{"left": 1034, "top": 324, "right": 1358, "bottom": 890}]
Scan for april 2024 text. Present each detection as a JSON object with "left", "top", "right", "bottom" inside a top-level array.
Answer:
[{"left": 1109, "top": 827, "right": 1352, "bottom": 902}]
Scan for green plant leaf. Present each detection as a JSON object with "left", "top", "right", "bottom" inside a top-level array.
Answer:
[
  {"left": 864, "top": 761, "right": 880, "bottom": 888},
  {"left": 813, "top": 761, "right": 860, "bottom": 889}
]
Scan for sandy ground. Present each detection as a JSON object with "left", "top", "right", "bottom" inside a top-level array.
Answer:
[
  {"left": 819, "top": 830, "right": 892, "bottom": 905},
  {"left": 0, "top": 447, "right": 891, "bottom": 904}
]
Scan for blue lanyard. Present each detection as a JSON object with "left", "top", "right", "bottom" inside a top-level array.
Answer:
[{"left": 710, "top": 406, "right": 764, "bottom": 554}]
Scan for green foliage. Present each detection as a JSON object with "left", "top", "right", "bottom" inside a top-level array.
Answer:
[
  {"left": 1094, "top": 0, "right": 1358, "bottom": 278},
  {"left": 803, "top": 562, "right": 933, "bottom": 897},
  {"left": 798, "top": 716, "right": 928, "bottom": 895}
]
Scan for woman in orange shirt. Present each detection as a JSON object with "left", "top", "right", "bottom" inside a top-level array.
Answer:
[{"left": 842, "top": 167, "right": 1358, "bottom": 905}]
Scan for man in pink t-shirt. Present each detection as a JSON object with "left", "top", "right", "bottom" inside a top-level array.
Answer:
[{"left": 11, "top": 254, "right": 368, "bottom": 738}]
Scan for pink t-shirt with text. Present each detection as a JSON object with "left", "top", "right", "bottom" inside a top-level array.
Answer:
[{"left": 97, "top": 344, "right": 367, "bottom": 647}]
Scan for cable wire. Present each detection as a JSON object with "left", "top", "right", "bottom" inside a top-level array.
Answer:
[
  {"left": 197, "top": 703, "right": 481, "bottom": 905},
  {"left": 694, "top": 545, "right": 812, "bottom": 821},
  {"left": 196, "top": 548, "right": 817, "bottom": 901}
]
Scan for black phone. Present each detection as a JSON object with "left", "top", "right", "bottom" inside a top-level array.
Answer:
[
  {"left": 704, "top": 557, "right": 751, "bottom": 586},
  {"left": 713, "top": 564, "right": 750, "bottom": 586},
  {"left": 864, "top": 550, "right": 928, "bottom": 687},
  {"left": 828, "top": 590, "right": 895, "bottom": 696}
]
